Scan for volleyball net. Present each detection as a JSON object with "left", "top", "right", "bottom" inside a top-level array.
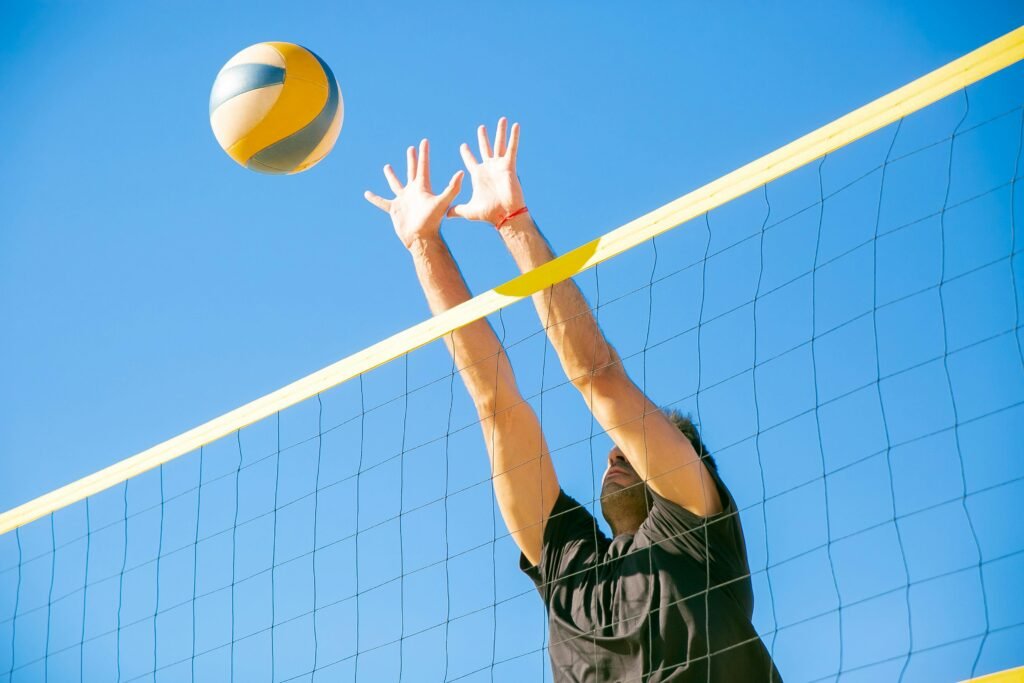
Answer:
[{"left": 2, "top": 27, "right": 1023, "bottom": 683}]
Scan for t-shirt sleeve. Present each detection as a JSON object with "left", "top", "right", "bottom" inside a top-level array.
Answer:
[
  {"left": 639, "top": 466, "right": 750, "bottom": 580},
  {"left": 519, "top": 490, "right": 607, "bottom": 602}
]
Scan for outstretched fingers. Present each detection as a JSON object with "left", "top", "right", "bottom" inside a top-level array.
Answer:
[
  {"left": 447, "top": 201, "right": 470, "bottom": 219},
  {"left": 418, "top": 139, "right": 431, "bottom": 189},
  {"left": 406, "top": 145, "right": 417, "bottom": 182},
  {"left": 477, "top": 125, "right": 493, "bottom": 159},
  {"left": 475, "top": 118, "right": 518, "bottom": 162},
  {"left": 459, "top": 143, "right": 479, "bottom": 171},
  {"left": 370, "top": 134, "right": 471, "bottom": 217},
  {"left": 439, "top": 170, "right": 464, "bottom": 205},
  {"left": 364, "top": 190, "right": 391, "bottom": 212},
  {"left": 494, "top": 118, "right": 508, "bottom": 156},
  {"left": 507, "top": 122, "right": 520, "bottom": 163},
  {"left": 383, "top": 164, "right": 402, "bottom": 194}
]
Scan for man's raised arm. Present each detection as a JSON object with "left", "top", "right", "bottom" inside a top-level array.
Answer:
[
  {"left": 364, "top": 139, "right": 559, "bottom": 565},
  {"left": 450, "top": 120, "right": 721, "bottom": 518}
]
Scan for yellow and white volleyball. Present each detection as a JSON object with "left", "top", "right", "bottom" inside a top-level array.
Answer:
[{"left": 209, "top": 42, "right": 343, "bottom": 175}]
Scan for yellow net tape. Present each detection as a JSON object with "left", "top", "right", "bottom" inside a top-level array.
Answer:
[
  {"left": 964, "top": 666, "right": 1024, "bottom": 682},
  {"left": 1, "top": 25, "right": 1021, "bottom": 537}
]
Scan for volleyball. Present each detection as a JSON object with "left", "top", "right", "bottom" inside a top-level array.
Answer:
[{"left": 209, "top": 42, "right": 343, "bottom": 175}]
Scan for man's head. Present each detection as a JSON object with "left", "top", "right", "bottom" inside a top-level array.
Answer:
[{"left": 599, "top": 410, "right": 716, "bottom": 536}]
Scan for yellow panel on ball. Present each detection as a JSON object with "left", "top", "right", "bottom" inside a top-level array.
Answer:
[{"left": 209, "top": 42, "right": 344, "bottom": 175}]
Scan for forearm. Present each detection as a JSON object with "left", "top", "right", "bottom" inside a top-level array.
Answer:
[
  {"left": 409, "top": 236, "right": 519, "bottom": 412},
  {"left": 410, "top": 236, "right": 558, "bottom": 554},
  {"left": 498, "top": 214, "right": 618, "bottom": 385},
  {"left": 498, "top": 219, "right": 717, "bottom": 513},
  {"left": 366, "top": 133, "right": 563, "bottom": 557}
]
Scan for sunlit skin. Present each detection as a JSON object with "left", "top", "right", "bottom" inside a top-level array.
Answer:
[
  {"left": 600, "top": 447, "right": 653, "bottom": 537},
  {"left": 365, "top": 119, "right": 721, "bottom": 567},
  {"left": 364, "top": 116, "right": 773, "bottom": 680}
]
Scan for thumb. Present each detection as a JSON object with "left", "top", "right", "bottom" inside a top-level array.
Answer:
[
  {"left": 447, "top": 203, "right": 470, "bottom": 219},
  {"left": 440, "top": 170, "right": 464, "bottom": 205}
]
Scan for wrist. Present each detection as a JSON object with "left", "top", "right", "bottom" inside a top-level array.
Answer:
[
  {"left": 496, "top": 209, "right": 535, "bottom": 238},
  {"left": 497, "top": 212, "right": 554, "bottom": 273},
  {"left": 488, "top": 184, "right": 528, "bottom": 227},
  {"left": 406, "top": 231, "right": 445, "bottom": 257},
  {"left": 493, "top": 205, "right": 530, "bottom": 229}
]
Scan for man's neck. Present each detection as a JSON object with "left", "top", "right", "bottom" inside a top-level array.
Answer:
[{"left": 609, "top": 514, "right": 646, "bottom": 538}]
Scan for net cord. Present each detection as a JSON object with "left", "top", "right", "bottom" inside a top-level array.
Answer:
[
  {"left": 938, "top": 91, "right": 991, "bottom": 677},
  {"left": 4, "top": 307, "right": 1022, "bottom": 653},
  {"left": 810, "top": 156, "right": 845, "bottom": 673},
  {"left": 12, "top": 471, "right": 1024, "bottom": 681},
  {"left": 870, "top": 118, "right": 914, "bottom": 682},
  {"left": 693, "top": 221, "right": 711, "bottom": 682},
  {"left": 5, "top": 279, "right": 1021, "bottom": 648},
  {"left": 0, "top": 26, "right": 1021, "bottom": 537}
]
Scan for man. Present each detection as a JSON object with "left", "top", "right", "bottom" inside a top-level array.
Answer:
[{"left": 365, "top": 119, "right": 782, "bottom": 682}]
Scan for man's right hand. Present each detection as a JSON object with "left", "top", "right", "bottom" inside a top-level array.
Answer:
[
  {"left": 364, "top": 138, "right": 463, "bottom": 250},
  {"left": 447, "top": 117, "right": 526, "bottom": 227}
]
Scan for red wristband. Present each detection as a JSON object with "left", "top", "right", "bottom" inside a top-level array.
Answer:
[{"left": 496, "top": 206, "right": 529, "bottom": 227}]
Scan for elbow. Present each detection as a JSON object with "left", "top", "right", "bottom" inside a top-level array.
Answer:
[
  {"left": 474, "top": 391, "right": 534, "bottom": 436},
  {"left": 473, "top": 393, "right": 498, "bottom": 421},
  {"left": 471, "top": 376, "right": 522, "bottom": 420}
]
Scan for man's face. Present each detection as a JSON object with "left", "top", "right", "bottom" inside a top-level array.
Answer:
[
  {"left": 602, "top": 447, "right": 642, "bottom": 493},
  {"left": 600, "top": 447, "right": 650, "bottom": 535}
]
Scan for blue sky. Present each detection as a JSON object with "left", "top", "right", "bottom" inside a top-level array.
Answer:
[{"left": 1, "top": 2, "right": 1023, "bottom": 682}]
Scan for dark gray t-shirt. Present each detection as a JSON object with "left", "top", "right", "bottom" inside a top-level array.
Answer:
[{"left": 520, "top": 471, "right": 782, "bottom": 682}]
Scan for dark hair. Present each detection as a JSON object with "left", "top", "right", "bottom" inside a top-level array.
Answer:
[{"left": 664, "top": 408, "right": 718, "bottom": 473}]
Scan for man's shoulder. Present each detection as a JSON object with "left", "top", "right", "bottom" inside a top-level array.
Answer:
[{"left": 545, "top": 489, "right": 600, "bottom": 537}]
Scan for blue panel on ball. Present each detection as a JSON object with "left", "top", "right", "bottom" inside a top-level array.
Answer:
[
  {"left": 209, "top": 63, "right": 286, "bottom": 115},
  {"left": 245, "top": 157, "right": 291, "bottom": 175},
  {"left": 246, "top": 51, "right": 339, "bottom": 173}
]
